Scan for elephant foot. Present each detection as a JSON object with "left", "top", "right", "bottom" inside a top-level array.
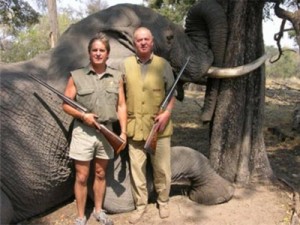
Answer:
[
  {"left": 170, "top": 146, "right": 235, "bottom": 205},
  {"left": 189, "top": 176, "right": 235, "bottom": 205}
]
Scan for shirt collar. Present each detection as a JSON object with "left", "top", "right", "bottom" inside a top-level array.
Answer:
[
  {"left": 136, "top": 53, "right": 153, "bottom": 64},
  {"left": 83, "top": 64, "right": 114, "bottom": 78}
]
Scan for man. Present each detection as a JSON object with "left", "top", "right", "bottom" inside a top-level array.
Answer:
[
  {"left": 121, "top": 27, "right": 176, "bottom": 224},
  {"left": 63, "top": 33, "right": 127, "bottom": 225}
]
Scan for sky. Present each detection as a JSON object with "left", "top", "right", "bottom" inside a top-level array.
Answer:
[
  {"left": 108, "top": 0, "right": 144, "bottom": 6},
  {"left": 263, "top": 17, "right": 295, "bottom": 48},
  {"left": 27, "top": 0, "right": 295, "bottom": 48}
]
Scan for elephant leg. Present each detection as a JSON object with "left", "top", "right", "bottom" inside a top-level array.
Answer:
[
  {"left": 171, "top": 146, "right": 234, "bottom": 205},
  {"left": 200, "top": 78, "right": 220, "bottom": 123},
  {"left": 1, "top": 190, "right": 14, "bottom": 224},
  {"left": 189, "top": 171, "right": 235, "bottom": 205}
]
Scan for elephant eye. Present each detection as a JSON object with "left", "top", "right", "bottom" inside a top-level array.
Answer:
[{"left": 166, "top": 34, "right": 173, "bottom": 41}]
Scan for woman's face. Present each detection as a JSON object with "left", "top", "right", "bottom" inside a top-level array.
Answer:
[{"left": 89, "top": 40, "right": 109, "bottom": 66}]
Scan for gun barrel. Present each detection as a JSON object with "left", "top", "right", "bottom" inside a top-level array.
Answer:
[
  {"left": 27, "top": 73, "right": 125, "bottom": 154},
  {"left": 28, "top": 74, "right": 88, "bottom": 112},
  {"left": 160, "top": 56, "right": 190, "bottom": 110}
]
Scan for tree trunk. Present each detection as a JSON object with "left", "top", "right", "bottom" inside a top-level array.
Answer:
[
  {"left": 47, "top": 0, "right": 60, "bottom": 48},
  {"left": 209, "top": 0, "right": 273, "bottom": 185}
]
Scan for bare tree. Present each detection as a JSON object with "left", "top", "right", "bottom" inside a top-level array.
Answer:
[
  {"left": 85, "top": 0, "right": 109, "bottom": 15},
  {"left": 275, "top": 1, "right": 300, "bottom": 49},
  {"left": 209, "top": 0, "right": 273, "bottom": 185},
  {"left": 47, "top": 0, "right": 59, "bottom": 48}
]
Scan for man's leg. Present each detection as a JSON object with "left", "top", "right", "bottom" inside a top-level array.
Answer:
[
  {"left": 93, "top": 158, "right": 113, "bottom": 225},
  {"left": 93, "top": 158, "right": 109, "bottom": 212},
  {"left": 151, "top": 137, "right": 171, "bottom": 218},
  {"left": 128, "top": 139, "right": 148, "bottom": 224},
  {"left": 74, "top": 160, "right": 90, "bottom": 219}
]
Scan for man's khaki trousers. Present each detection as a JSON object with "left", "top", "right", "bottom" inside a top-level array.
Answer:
[{"left": 128, "top": 137, "right": 171, "bottom": 210}]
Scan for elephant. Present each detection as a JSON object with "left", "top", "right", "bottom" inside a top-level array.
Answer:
[
  {"left": 1, "top": 1, "right": 266, "bottom": 224},
  {"left": 103, "top": 146, "right": 235, "bottom": 213}
]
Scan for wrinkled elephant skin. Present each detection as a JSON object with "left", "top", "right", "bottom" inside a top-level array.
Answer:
[{"left": 0, "top": 2, "right": 234, "bottom": 224}]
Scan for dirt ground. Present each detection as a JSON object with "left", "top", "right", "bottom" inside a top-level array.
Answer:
[{"left": 21, "top": 78, "right": 300, "bottom": 225}]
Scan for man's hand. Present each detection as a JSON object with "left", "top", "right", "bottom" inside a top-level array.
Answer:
[
  {"left": 155, "top": 110, "right": 171, "bottom": 132},
  {"left": 82, "top": 113, "right": 100, "bottom": 129}
]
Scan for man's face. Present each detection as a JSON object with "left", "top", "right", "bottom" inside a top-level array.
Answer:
[
  {"left": 134, "top": 29, "right": 154, "bottom": 58},
  {"left": 89, "top": 40, "right": 109, "bottom": 66}
]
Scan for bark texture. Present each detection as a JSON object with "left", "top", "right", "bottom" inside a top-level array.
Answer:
[
  {"left": 47, "top": 0, "right": 60, "bottom": 48},
  {"left": 209, "top": 0, "right": 273, "bottom": 184}
]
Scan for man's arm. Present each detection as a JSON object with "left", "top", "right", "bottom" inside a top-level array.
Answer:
[
  {"left": 62, "top": 76, "right": 84, "bottom": 120},
  {"left": 117, "top": 77, "right": 127, "bottom": 142}
]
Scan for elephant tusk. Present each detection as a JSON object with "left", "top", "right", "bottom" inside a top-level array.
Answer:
[{"left": 207, "top": 54, "right": 268, "bottom": 78}]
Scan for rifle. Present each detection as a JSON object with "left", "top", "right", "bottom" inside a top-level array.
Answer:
[
  {"left": 144, "top": 56, "right": 191, "bottom": 154},
  {"left": 27, "top": 74, "right": 126, "bottom": 155}
]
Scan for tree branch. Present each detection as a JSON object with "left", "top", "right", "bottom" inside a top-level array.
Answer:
[{"left": 269, "top": 1, "right": 300, "bottom": 60}]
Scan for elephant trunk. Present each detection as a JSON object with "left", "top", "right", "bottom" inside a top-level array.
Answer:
[
  {"left": 169, "top": 0, "right": 229, "bottom": 82},
  {"left": 183, "top": 0, "right": 266, "bottom": 81},
  {"left": 185, "top": 0, "right": 228, "bottom": 68},
  {"left": 184, "top": 0, "right": 228, "bottom": 122}
]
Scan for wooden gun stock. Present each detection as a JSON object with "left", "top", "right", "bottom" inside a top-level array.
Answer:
[
  {"left": 144, "top": 122, "right": 159, "bottom": 154},
  {"left": 97, "top": 123, "right": 126, "bottom": 155},
  {"left": 27, "top": 73, "right": 126, "bottom": 155}
]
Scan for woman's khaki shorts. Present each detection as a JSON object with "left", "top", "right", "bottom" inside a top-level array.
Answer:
[{"left": 69, "top": 120, "right": 114, "bottom": 161}]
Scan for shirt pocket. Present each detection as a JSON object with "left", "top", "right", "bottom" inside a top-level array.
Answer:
[
  {"left": 77, "top": 88, "right": 94, "bottom": 95},
  {"left": 76, "top": 88, "right": 95, "bottom": 110},
  {"left": 105, "top": 86, "right": 119, "bottom": 105}
]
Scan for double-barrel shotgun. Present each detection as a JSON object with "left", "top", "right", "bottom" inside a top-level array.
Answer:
[
  {"left": 27, "top": 74, "right": 126, "bottom": 155},
  {"left": 144, "top": 56, "right": 190, "bottom": 154}
]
